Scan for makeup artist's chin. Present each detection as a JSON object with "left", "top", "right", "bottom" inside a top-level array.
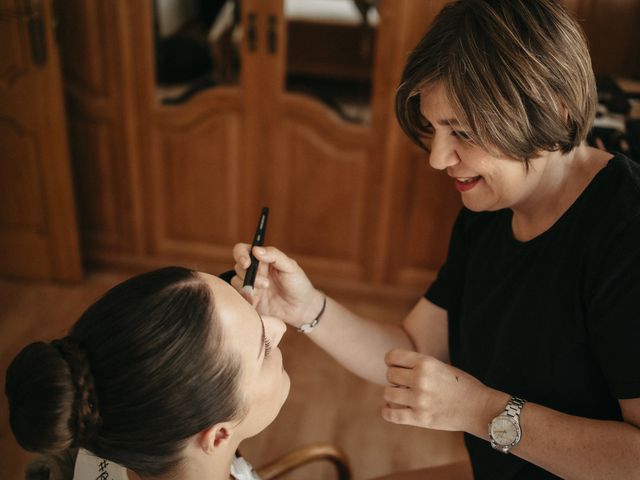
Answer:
[{"left": 458, "top": 186, "right": 504, "bottom": 213}]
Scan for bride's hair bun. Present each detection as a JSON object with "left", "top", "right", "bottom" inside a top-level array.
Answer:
[{"left": 5, "top": 337, "right": 101, "bottom": 453}]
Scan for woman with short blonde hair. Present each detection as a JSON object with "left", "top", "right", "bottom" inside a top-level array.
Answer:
[{"left": 232, "top": 1, "right": 640, "bottom": 478}]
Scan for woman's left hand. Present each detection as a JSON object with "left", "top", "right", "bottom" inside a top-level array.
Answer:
[{"left": 382, "top": 349, "right": 499, "bottom": 433}]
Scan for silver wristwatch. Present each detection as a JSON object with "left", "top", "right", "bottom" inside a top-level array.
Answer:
[{"left": 488, "top": 396, "right": 526, "bottom": 454}]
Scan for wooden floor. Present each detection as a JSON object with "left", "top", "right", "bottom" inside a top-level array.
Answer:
[{"left": 0, "top": 270, "right": 467, "bottom": 480}]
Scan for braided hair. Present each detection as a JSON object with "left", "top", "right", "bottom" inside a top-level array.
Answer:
[{"left": 51, "top": 337, "right": 102, "bottom": 445}]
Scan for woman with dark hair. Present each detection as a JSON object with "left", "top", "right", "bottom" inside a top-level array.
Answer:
[
  {"left": 232, "top": 1, "right": 640, "bottom": 478},
  {"left": 5, "top": 267, "right": 289, "bottom": 480}
]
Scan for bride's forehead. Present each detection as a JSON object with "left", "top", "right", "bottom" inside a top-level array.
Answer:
[
  {"left": 200, "top": 274, "right": 257, "bottom": 331},
  {"left": 198, "top": 272, "right": 239, "bottom": 298}
]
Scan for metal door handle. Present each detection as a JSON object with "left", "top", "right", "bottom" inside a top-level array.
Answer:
[
  {"left": 0, "top": 0, "right": 47, "bottom": 66},
  {"left": 26, "top": 0, "right": 47, "bottom": 66}
]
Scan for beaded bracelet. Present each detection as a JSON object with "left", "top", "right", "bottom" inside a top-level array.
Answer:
[{"left": 297, "top": 294, "right": 327, "bottom": 333}]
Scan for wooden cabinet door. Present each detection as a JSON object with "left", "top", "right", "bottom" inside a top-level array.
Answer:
[
  {"left": 242, "top": 0, "right": 396, "bottom": 284},
  {"left": 0, "top": 0, "right": 82, "bottom": 280},
  {"left": 146, "top": 0, "right": 249, "bottom": 264}
]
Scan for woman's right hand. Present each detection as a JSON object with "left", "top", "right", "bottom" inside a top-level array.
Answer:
[{"left": 231, "top": 243, "right": 325, "bottom": 328}]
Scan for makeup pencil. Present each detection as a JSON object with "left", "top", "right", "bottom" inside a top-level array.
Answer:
[{"left": 243, "top": 207, "right": 269, "bottom": 291}]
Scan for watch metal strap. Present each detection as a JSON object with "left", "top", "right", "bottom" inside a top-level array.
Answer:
[{"left": 505, "top": 396, "right": 526, "bottom": 419}]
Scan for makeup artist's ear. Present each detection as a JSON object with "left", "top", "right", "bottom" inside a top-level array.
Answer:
[{"left": 197, "top": 422, "right": 237, "bottom": 454}]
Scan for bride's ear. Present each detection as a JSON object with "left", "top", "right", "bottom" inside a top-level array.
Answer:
[{"left": 198, "top": 423, "right": 236, "bottom": 453}]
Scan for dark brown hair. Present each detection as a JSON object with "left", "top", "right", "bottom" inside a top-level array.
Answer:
[
  {"left": 396, "top": 0, "right": 597, "bottom": 161},
  {"left": 5, "top": 267, "right": 241, "bottom": 477}
]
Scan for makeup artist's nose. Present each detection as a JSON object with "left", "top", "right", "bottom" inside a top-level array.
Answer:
[
  {"left": 264, "top": 316, "right": 286, "bottom": 346},
  {"left": 428, "top": 133, "right": 460, "bottom": 171}
]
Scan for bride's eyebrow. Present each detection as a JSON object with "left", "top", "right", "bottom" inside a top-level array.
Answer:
[{"left": 257, "top": 314, "right": 266, "bottom": 360}]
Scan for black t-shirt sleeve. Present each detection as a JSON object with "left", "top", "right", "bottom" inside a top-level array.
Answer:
[
  {"left": 425, "top": 208, "right": 469, "bottom": 311},
  {"left": 587, "top": 214, "right": 640, "bottom": 399}
]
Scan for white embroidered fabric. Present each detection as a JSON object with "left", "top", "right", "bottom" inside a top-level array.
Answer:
[
  {"left": 229, "top": 455, "right": 261, "bottom": 480},
  {"left": 73, "top": 449, "right": 128, "bottom": 480},
  {"left": 73, "top": 448, "right": 261, "bottom": 479}
]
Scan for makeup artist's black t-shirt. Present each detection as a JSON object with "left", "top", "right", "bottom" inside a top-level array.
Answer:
[{"left": 425, "top": 153, "right": 640, "bottom": 479}]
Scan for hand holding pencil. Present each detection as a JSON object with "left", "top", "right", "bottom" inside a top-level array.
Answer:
[{"left": 232, "top": 209, "right": 324, "bottom": 328}]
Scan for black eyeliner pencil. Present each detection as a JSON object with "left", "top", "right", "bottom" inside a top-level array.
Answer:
[{"left": 243, "top": 207, "right": 269, "bottom": 291}]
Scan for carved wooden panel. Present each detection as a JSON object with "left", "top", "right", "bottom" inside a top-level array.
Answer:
[
  {"left": 0, "top": 0, "right": 29, "bottom": 88},
  {"left": 0, "top": 0, "right": 82, "bottom": 280},
  {"left": 68, "top": 116, "right": 121, "bottom": 247},
  {"left": 57, "top": 0, "right": 111, "bottom": 97},
  {"left": 57, "top": 0, "right": 142, "bottom": 260},
  {"left": 0, "top": 119, "right": 45, "bottom": 229},
  {"left": 284, "top": 122, "right": 369, "bottom": 263},
  {"left": 151, "top": 110, "right": 242, "bottom": 254}
]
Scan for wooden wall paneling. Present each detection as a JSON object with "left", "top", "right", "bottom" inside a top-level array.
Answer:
[
  {"left": 580, "top": 0, "right": 640, "bottom": 77},
  {"left": 0, "top": 121, "right": 46, "bottom": 230},
  {"left": 379, "top": 0, "right": 461, "bottom": 286},
  {"left": 562, "top": 0, "right": 589, "bottom": 16},
  {"left": 563, "top": 0, "right": 640, "bottom": 77},
  {"left": 0, "top": 119, "right": 50, "bottom": 278},
  {"left": 0, "top": 0, "right": 82, "bottom": 280}
]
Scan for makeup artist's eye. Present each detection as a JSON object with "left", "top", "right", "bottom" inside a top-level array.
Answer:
[
  {"left": 264, "top": 337, "right": 272, "bottom": 358},
  {"left": 422, "top": 123, "right": 435, "bottom": 138},
  {"left": 452, "top": 130, "right": 472, "bottom": 141}
]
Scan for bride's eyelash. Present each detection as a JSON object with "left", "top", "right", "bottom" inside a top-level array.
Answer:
[{"left": 264, "top": 337, "right": 272, "bottom": 357}]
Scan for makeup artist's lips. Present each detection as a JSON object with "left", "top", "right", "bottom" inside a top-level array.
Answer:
[{"left": 454, "top": 176, "right": 482, "bottom": 192}]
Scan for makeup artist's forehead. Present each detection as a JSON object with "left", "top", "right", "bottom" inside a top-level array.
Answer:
[{"left": 419, "top": 83, "right": 459, "bottom": 123}]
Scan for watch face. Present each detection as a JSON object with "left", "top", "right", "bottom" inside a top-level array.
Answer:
[{"left": 490, "top": 416, "right": 518, "bottom": 446}]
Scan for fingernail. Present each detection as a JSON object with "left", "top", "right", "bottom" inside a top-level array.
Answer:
[{"left": 254, "top": 247, "right": 266, "bottom": 255}]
